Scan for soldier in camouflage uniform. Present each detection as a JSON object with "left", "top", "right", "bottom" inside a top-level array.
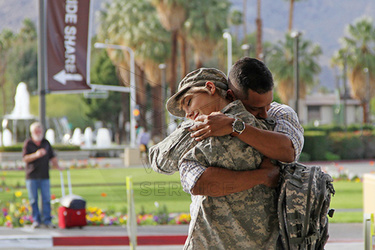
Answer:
[{"left": 150, "top": 68, "right": 279, "bottom": 249}]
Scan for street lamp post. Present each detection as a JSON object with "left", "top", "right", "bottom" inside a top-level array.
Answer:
[
  {"left": 364, "top": 67, "right": 371, "bottom": 124},
  {"left": 94, "top": 42, "right": 137, "bottom": 147},
  {"left": 343, "top": 56, "right": 348, "bottom": 129},
  {"left": 223, "top": 32, "right": 232, "bottom": 75},
  {"left": 291, "top": 31, "right": 302, "bottom": 116},
  {"left": 241, "top": 44, "right": 251, "bottom": 57}
]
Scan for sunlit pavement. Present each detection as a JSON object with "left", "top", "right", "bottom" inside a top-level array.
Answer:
[{"left": 0, "top": 223, "right": 364, "bottom": 249}]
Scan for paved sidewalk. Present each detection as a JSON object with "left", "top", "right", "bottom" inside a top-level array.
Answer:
[{"left": 0, "top": 223, "right": 364, "bottom": 249}]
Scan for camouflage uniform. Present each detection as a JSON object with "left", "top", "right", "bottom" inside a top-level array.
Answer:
[{"left": 149, "top": 100, "right": 279, "bottom": 249}]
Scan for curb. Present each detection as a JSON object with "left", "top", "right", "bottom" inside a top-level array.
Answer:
[{"left": 53, "top": 235, "right": 187, "bottom": 246}]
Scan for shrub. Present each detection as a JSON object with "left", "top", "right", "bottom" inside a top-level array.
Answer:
[
  {"left": 302, "top": 131, "right": 328, "bottom": 161},
  {"left": 0, "top": 144, "right": 80, "bottom": 152},
  {"left": 329, "top": 132, "right": 364, "bottom": 160}
]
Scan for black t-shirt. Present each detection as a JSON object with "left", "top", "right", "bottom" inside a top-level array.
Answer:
[{"left": 23, "top": 138, "right": 56, "bottom": 179}]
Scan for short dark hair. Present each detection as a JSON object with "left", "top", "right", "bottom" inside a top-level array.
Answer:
[{"left": 228, "top": 57, "right": 274, "bottom": 96}]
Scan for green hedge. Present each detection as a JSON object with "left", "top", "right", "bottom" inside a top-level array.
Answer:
[
  {"left": 303, "top": 131, "right": 328, "bottom": 161},
  {"left": 302, "top": 128, "right": 375, "bottom": 161},
  {"left": 0, "top": 144, "right": 80, "bottom": 152}
]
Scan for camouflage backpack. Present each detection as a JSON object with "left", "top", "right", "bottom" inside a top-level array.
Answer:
[{"left": 277, "top": 162, "right": 335, "bottom": 250}]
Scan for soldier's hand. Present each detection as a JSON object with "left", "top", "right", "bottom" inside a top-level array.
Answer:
[
  {"left": 260, "top": 157, "right": 280, "bottom": 188},
  {"left": 189, "top": 112, "right": 233, "bottom": 141}
]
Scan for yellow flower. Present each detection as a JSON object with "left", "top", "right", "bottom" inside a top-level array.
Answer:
[
  {"left": 88, "top": 207, "right": 97, "bottom": 213},
  {"left": 19, "top": 219, "right": 24, "bottom": 224},
  {"left": 15, "top": 191, "right": 22, "bottom": 198},
  {"left": 5, "top": 215, "right": 12, "bottom": 222}
]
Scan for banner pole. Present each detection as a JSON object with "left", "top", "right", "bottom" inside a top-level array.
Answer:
[{"left": 38, "top": 0, "right": 47, "bottom": 128}]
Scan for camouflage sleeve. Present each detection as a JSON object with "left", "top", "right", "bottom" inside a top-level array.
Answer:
[
  {"left": 149, "top": 121, "right": 197, "bottom": 175},
  {"left": 178, "top": 104, "right": 270, "bottom": 172},
  {"left": 180, "top": 135, "right": 263, "bottom": 172}
]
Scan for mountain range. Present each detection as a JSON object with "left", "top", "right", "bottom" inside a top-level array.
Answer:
[{"left": 1, "top": 0, "right": 374, "bottom": 91}]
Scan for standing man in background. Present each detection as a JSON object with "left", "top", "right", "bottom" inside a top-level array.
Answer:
[{"left": 23, "top": 122, "right": 61, "bottom": 229}]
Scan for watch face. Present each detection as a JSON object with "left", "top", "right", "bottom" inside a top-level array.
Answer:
[{"left": 233, "top": 120, "right": 245, "bottom": 133}]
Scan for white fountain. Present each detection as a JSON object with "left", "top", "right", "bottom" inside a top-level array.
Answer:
[
  {"left": 46, "top": 128, "right": 55, "bottom": 145},
  {"left": 2, "top": 82, "right": 36, "bottom": 145},
  {"left": 2, "top": 128, "right": 12, "bottom": 147},
  {"left": 71, "top": 128, "right": 83, "bottom": 146},
  {"left": 83, "top": 127, "right": 93, "bottom": 148},
  {"left": 96, "top": 128, "right": 111, "bottom": 148}
]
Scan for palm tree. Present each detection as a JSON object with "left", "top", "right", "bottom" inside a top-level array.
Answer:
[
  {"left": 98, "top": 0, "right": 171, "bottom": 138},
  {"left": 332, "top": 17, "right": 375, "bottom": 124},
  {"left": 285, "top": 0, "right": 306, "bottom": 32},
  {"left": 229, "top": 9, "right": 243, "bottom": 42},
  {"left": 255, "top": 0, "right": 262, "bottom": 59},
  {"left": 267, "top": 33, "right": 322, "bottom": 105},
  {"left": 184, "top": 0, "right": 230, "bottom": 68},
  {"left": 150, "top": 0, "right": 188, "bottom": 94}
]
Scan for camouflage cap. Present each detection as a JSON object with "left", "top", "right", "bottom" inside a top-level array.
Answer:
[{"left": 166, "top": 68, "right": 228, "bottom": 117}]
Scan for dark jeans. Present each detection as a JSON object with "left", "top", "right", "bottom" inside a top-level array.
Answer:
[{"left": 26, "top": 179, "right": 52, "bottom": 225}]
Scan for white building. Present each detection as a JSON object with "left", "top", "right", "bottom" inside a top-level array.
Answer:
[{"left": 294, "top": 93, "right": 363, "bottom": 125}]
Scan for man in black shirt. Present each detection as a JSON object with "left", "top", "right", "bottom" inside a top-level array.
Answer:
[{"left": 23, "top": 122, "right": 61, "bottom": 229}]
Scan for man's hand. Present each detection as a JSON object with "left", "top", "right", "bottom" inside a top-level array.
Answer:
[
  {"left": 35, "top": 148, "right": 47, "bottom": 158},
  {"left": 259, "top": 157, "right": 280, "bottom": 188},
  {"left": 189, "top": 112, "right": 233, "bottom": 141}
]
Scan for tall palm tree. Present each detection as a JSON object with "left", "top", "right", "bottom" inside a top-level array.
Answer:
[
  {"left": 98, "top": 0, "right": 171, "bottom": 138},
  {"left": 150, "top": 0, "right": 188, "bottom": 94},
  {"left": 267, "top": 33, "right": 322, "bottom": 105},
  {"left": 242, "top": 0, "right": 248, "bottom": 43},
  {"left": 333, "top": 17, "right": 375, "bottom": 124},
  {"left": 184, "top": 0, "right": 230, "bottom": 68},
  {"left": 285, "top": 0, "right": 305, "bottom": 32},
  {"left": 255, "top": 0, "right": 262, "bottom": 59}
]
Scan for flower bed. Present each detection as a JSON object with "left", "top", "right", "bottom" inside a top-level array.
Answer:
[{"left": 0, "top": 191, "right": 191, "bottom": 228}]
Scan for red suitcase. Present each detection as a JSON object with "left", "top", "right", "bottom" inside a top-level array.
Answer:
[
  {"left": 58, "top": 170, "right": 87, "bottom": 229},
  {"left": 58, "top": 207, "right": 86, "bottom": 229}
]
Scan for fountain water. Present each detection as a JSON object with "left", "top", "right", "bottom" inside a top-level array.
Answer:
[
  {"left": 2, "top": 82, "right": 36, "bottom": 145},
  {"left": 83, "top": 127, "right": 93, "bottom": 148},
  {"left": 46, "top": 128, "right": 55, "bottom": 145},
  {"left": 96, "top": 128, "right": 111, "bottom": 148},
  {"left": 71, "top": 128, "right": 83, "bottom": 146},
  {"left": 2, "top": 129, "right": 12, "bottom": 146}
]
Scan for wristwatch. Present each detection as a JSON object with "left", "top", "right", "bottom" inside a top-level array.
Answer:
[{"left": 230, "top": 118, "right": 245, "bottom": 137}]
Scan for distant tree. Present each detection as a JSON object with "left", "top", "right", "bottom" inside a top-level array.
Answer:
[
  {"left": 332, "top": 16, "right": 375, "bottom": 124},
  {"left": 267, "top": 33, "right": 322, "bottom": 105},
  {"left": 150, "top": 0, "right": 188, "bottom": 94},
  {"left": 0, "top": 29, "right": 14, "bottom": 115},
  {"left": 184, "top": 0, "right": 230, "bottom": 68},
  {"left": 98, "top": 0, "right": 171, "bottom": 138},
  {"left": 255, "top": 0, "right": 263, "bottom": 59},
  {"left": 229, "top": 9, "right": 243, "bottom": 42},
  {"left": 2, "top": 18, "right": 37, "bottom": 115},
  {"left": 285, "top": 0, "right": 306, "bottom": 32},
  {"left": 87, "top": 49, "right": 125, "bottom": 143}
]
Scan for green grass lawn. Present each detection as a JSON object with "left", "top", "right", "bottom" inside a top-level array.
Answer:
[
  {"left": 0, "top": 168, "right": 364, "bottom": 222},
  {"left": 0, "top": 167, "right": 191, "bottom": 214},
  {"left": 329, "top": 180, "right": 363, "bottom": 223}
]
